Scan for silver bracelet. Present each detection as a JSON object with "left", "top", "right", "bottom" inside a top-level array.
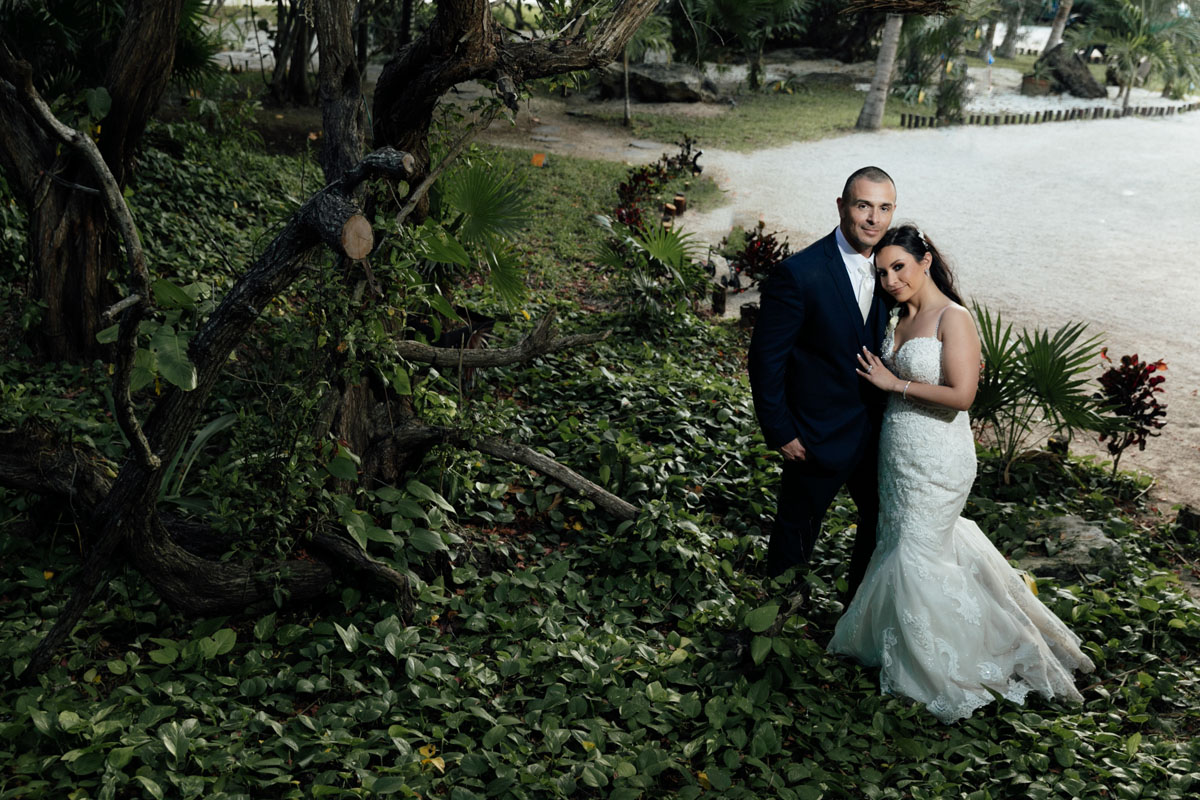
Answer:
[{"left": 902, "top": 380, "right": 912, "bottom": 400}]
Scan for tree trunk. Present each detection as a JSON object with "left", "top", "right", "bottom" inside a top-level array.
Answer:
[
  {"left": 977, "top": 18, "right": 998, "bottom": 61},
  {"left": 372, "top": 0, "right": 658, "bottom": 221},
  {"left": 997, "top": 0, "right": 1025, "bottom": 60},
  {"left": 749, "top": 46, "right": 764, "bottom": 91},
  {"left": 1043, "top": 0, "right": 1074, "bottom": 54},
  {"left": 355, "top": 1, "right": 370, "bottom": 73},
  {"left": 315, "top": 0, "right": 366, "bottom": 184},
  {"left": 399, "top": 0, "right": 415, "bottom": 46},
  {"left": 270, "top": 0, "right": 314, "bottom": 105},
  {"left": 856, "top": 14, "right": 903, "bottom": 131},
  {"left": 0, "top": 1, "right": 183, "bottom": 362},
  {"left": 286, "top": 14, "right": 314, "bottom": 105},
  {"left": 623, "top": 47, "right": 632, "bottom": 127}
]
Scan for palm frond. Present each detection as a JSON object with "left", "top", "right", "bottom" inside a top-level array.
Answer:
[
  {"left": 443, "top": 163, "right": 529, "bottom": 246},
  {"left": 480, "top": 243, "right": 527, "bottom": 307}
]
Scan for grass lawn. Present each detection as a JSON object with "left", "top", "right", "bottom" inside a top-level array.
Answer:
[
  {"left": 481, "top": 145, "right": 724, "bottom": 296},
  {"left": 587, "top": 85, "right": 927, "bottom": 152}
]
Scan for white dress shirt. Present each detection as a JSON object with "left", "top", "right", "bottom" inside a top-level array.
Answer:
[{"left": 835, "top": 226, "right": 876, "bottom": 323}]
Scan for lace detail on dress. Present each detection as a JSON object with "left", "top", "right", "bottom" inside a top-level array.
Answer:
[{"left": 829, "top": 318, "right": 1095, "bottom": 724}]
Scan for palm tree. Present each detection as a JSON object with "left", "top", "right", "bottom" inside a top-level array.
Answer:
[
  {"left": 1068, "top": 0, "right": 1200, "bottom": 111},
  {"left": 996, "top": 0, "right": 1026, "bottom": 59},
  {"left": 1043, "top": 0, "right": 1075, "bottom": 53},
  {"left": 857, "top": 14, "right": 904, "bottom": 130}
]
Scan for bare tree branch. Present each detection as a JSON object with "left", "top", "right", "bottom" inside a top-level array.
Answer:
[{"left": 386, "top": 424, "right": 638, "bottom": 521}]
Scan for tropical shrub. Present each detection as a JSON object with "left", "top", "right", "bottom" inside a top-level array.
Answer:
[
  {"left": 593, "top": 215, "right": 707, "bottom": 327},
  {"left": 716, "top": 220, "right": 792, "bottom": 292},
  {"left": 1096, "top": 350, "right": 1168, "bottom": 474},
  {"left": 971, "top": 303, "right": 1108, "bottom": 477}
]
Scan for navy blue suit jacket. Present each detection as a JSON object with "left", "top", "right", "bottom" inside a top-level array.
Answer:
[{"left": 748, "top": 230, "right": 889, "bottom": 475}]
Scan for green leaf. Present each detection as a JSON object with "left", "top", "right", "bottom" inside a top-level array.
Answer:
[
  {"left": 152, "top": 278, "right": 196, "bottom": 310},
  {"left": 422, "top": 226, "right": 470, "bottom": 267},
  {"left": 390, "top": 368, "right": 412, "bottom": 396},
  {"left": 254, "top": 613, "right": 277, "bottom": 641},
  {"left": 1126, "top": 732, "right": 1142, "bottom": 758},
  {"left": 483, "top": 725, "right": 508, "bottom": 747},
  {"left": 211, "top": 628, "right": 237, "bottom": 655},
  {"left": 372, "top": 777, "right": 408, "bottom": 794},
  {"left": 149, "top": 646, "right": 178, "bottom": 665},
  {"left": 108, "top": 746, "right": 135, "bottom": 769},
  {"left": 327, "top": 455, "right": 359, "bottom": 481},
  {"left": 406, "top": 479, "right": 454, "bottom": 512},
  {"left": 58, "top": 710, "right": 85, "bottom": 733},
  {"left": 543, "top": 559, "right": 569, "bottom": 582},
  {"left": 96, "top": 323, "right": 119, "bottom": 344},
  {"left": 343, "top": 511, "right": 368, "bottom": 550},
  {"left": 409, "top": 528, "right": 446, "bottom": 553},
  {"left": 750, "top": 635, "right": 772, "bottom": 665},
  {"left": 389, "top": 498, "right": 427, "bottom": 519},
  {"left": 705, "top": 767, "right": 732, "bottom": 791},
  {"left": 334, "top": 622, "right": 360, "bottom": 653},
  {"left": 744, "top": 602, "right": 780, "bottom": 633},
  {"left": 85, "top": 86, "right": 112, "bottom": 119},
  {"left": 135, "top": 775, "right": 165, "bottom": 800},
  {"left": 149, "top": 324, "right": 197, "bottom": 390}
]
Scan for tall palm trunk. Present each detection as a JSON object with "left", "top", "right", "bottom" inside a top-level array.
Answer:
[
  {"left": 1044, "top": 0, "right": 1074, "bottom": 53},
  {"left": 998, "top": 0, "right": 1025, "bottom": 59},
  {"left": 623, "top": 47, "right": 632, "bottom": 127},
  {"left": 856, "top": 14, "right": 903, "bottom": 131},
  {"left": 977, "top": 18, "right": 998, "bottom": 61}
]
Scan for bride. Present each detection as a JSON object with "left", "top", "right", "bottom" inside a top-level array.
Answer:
[{"left": 827, "top": 224, "right": 1095, "bottom": 723}]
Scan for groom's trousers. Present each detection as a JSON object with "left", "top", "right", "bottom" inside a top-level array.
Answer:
[{"left": 766, "top": 437, "right": 879, "bottom": 599}]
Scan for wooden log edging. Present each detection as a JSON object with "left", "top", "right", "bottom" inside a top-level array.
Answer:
[{"left": 899, "top": 101, "right": 1200, "bottom": 129}]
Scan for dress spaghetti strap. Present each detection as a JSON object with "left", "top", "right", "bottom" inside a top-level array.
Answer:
[{"left": 934, "top": 303, "right": 962, "bottom": 339}]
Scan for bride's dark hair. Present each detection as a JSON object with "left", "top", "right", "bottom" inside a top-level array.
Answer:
[{"left": 876, "top": 224, "right": 964, "bottom": 315}]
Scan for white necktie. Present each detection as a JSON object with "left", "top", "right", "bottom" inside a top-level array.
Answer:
[{"left": 857, "top": 261, "right": 874, "bottom": 323}]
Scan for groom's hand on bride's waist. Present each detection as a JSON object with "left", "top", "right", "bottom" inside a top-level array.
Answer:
[{"left": 780, "top": 438, "right": 806, "bottom": 462}]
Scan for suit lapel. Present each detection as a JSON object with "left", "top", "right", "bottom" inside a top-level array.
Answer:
[{"left": 822, "top": 232, "right": 870, "bottom": 347}]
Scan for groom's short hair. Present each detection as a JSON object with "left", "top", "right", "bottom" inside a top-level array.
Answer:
[{"left": 842, "top": 166, "right": 895, "bottom": 203}]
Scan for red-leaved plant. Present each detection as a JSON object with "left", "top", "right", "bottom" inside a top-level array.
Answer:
[
  {"left": 719, "top": 220, "right": 791, "bottom": 293},
  {"left": 614, "top": 136, "right": 702, "bottom": 231},
  {"left": 1096, "top": 349, "right": 1167, "bottom": 475}
]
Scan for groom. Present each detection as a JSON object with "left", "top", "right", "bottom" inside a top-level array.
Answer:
[{"left": 748, "top": 166, "right": 895, "bottom": 598}]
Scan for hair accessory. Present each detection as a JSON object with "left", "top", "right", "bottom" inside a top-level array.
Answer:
[{"left": 915, "top": 228, "right": 928, "bottom": 248}]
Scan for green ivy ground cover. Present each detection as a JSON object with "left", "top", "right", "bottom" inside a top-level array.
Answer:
[{"left": 3, "top": 122, "right": 1200, "bottom": 800}]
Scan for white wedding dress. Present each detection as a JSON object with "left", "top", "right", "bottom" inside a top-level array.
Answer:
[{"left": 828, "top": 307, "right": 1095, "bottom": 723}]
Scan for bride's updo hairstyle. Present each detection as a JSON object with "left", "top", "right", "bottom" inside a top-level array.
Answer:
[{"left": 875, "top": 224, "right": 964, "bottom": 316}]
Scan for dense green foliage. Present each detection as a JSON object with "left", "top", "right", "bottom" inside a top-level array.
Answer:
[{"left": 3, "top": 101, "right": 1200, "bottom": 800}]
